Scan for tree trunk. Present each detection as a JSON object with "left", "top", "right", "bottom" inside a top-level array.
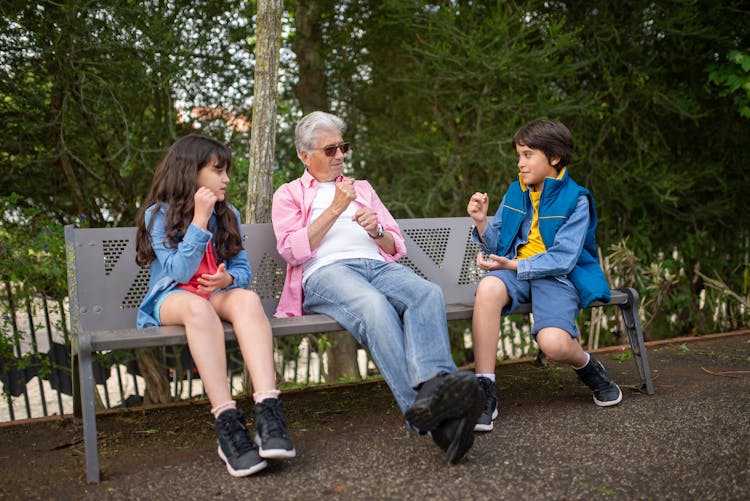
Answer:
[
  {"left": 135, "top": 348, "right": 172, "bottom": 405},
  {"left": 245, "top": 0, "right": 284, "bottom": 224},
  {"left": 325, "top": 331, "right": 361, "bottom": 382},
  {"left": 292, "top": 0, "right": 334, "bottom": 112},
  {"left": 243, "top": 0, "right": 284, "bottom": 394}
]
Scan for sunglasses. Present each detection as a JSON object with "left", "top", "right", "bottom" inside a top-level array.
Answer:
[{"left": 316, "top": 142, "right": 350, "bottom": 157}]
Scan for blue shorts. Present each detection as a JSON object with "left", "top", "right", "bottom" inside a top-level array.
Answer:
[
  {"left": 483, "top": 269, "right": 581, "bottom": 338},
  {"left": 152, "top": 289, "right": 187, "bottom": 325}
]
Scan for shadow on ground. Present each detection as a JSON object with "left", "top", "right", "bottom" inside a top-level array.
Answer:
[{"left": 1, "top": 332, "right": 749, "bottom": 500}]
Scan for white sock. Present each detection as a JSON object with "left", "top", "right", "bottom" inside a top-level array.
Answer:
[
  {"left": 253, "top": 389, "right": 281, "bottom": 403},
  {"left": 476, "top": 373, "right": 496, "bottom": 382},
  {"left": 211, "top": 400, "right": 237, "bottom": 418},
  {"left": 573, "top": 352, "right": 591, "bottom": 371}
]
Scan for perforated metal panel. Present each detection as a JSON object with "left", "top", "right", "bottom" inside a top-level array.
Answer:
[
  {"left": 67, "top": 218, "right": 485, "bottom": 331},
  {"left": 458, "top": 227, "right": 486, "bottom": 285},
  {"left": 103, "top": 239, "right": 129, "bottom": 276},
  {"left": 402, "top": 227, "right": 450, "bottom": 268},
  {"left": 250, "top": 253, "right": 286, "bottom": 299},
  {"left": 122, "top": 266, "right": 151, "bottom": 309},
  {"left": 397, "top": 218, "right": 483, "bottom": 305}
]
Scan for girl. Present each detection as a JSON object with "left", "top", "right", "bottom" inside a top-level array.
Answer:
[{"left": 135, "top": 134, "right": 295, "bottom": 477}]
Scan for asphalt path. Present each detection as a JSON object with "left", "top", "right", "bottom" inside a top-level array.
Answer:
[{"left": 1, "top": 331, "right": 748, "bottom": 500}]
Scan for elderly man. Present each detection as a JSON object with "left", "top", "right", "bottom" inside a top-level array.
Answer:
[{"left": 271, "top": 111, "right": 485, "bottom": 463}]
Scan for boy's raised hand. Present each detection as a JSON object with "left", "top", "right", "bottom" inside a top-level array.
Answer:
[
  {"left": 467, "top": 192, "right": 489, "bottom": 222},
  {"left": 193, "top": 186, "right": 218, "bottom": 229}
]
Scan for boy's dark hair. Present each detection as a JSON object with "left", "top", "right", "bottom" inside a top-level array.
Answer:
[{"left": 512, "top": 119, "right": 574, "bottom": 171}]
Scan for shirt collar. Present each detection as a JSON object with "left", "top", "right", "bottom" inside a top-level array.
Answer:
[{"left": 302, "top": 169, "right": 345, "bottom": 188}]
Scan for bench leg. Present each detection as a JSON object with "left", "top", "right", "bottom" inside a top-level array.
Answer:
[
  {"left": 616, "top": 288, "right": 655, "bottom": 395},
  {"left": 77, "top": 334, "right": 101, "bottom": 483}
]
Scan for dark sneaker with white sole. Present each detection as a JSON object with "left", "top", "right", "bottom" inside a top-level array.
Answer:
[
  {"left": 575, "top": 356, "right": 623, "bottom": 407},
  {"left": 430, "top": 387, "right": 485, "bottom": 464},
  {"left": 215, "top": 408, "right": 267, "bottom": 477},
  {"left": 405, "top": 371, "right": 484, "bottom": 431},
  {"left": 406, "top": 371, "right": 485, "bottom": 463},
  {"left": 253, "top": 398, "right": 296, "bottom": 459},
  {"left": 473, "top": 376, "right": 499, "bottom": 432}
]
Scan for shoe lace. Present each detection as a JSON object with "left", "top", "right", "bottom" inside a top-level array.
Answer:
[
  {"left": 218, "top": 412, "right": 253, "bottom": 455},
  {"left": 477, "top": 377, "right": 496, "bottom": 411},
  {"left": 257, "top": 401, "right": 287, "bottom": 439},
  {"left": 580, "top": 360, "right": 612, "bottom": 393}
]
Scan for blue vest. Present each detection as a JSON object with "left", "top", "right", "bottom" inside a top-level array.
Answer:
[{"left": 497, "top": 170, "right": 610, "bottom": 307}]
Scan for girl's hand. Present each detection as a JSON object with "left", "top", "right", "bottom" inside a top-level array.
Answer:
[
  {"left": 476, "top": 252, "right": 517, "bottom": 271},
  {"left": 467, "top": 192, "right": 489, "bottom": 222},
  {"left": 196, "top": 263, "right": 232, "bottom": 295},
  {"left": 193, "top": 186, "right": 217, "bottom": 229}
]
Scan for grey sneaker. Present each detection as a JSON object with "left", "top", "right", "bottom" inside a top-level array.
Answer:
[
  {"left": 575, "top": 356, "right": 623, "bottom": 407},
  {"left": 473, "top": 376, "right": 498, "bottom": 431},
  {"left": 254, "top": 398, "right": 296, "bottom": 459},
  {"left": 215, "top": 408, "right": 267, "bottom": 477}
]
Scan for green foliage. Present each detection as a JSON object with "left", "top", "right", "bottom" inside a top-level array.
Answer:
[
  {"left": 0, "top": 194, "right": 75, "bottom": 299},
  {"left": 708, "top": 50, "right": 750, "bottom": 119},
  {"left": 0, "top": 0, "right": 257, "bottom": 227},
  {"left": 1, "top": 0, "right": 749, "bottom": 366}
]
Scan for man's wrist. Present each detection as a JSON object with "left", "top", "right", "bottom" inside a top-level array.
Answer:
[{"left": 369, "top": 223, "right": 385, "bottom": 240}]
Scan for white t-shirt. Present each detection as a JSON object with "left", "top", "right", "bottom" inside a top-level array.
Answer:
[{"left": 302, "top": 182, "right": 385, "bottom": 284}]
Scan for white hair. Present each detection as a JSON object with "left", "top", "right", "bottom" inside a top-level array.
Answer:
[{"left": 294, "top": 111, "right": 346, "bottom": 161}]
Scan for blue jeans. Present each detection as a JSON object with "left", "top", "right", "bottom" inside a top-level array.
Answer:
[{"left": 303, "top": 259, "right": 457, "bottom": 413}]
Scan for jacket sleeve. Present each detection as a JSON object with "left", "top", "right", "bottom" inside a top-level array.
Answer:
[
  {"left": 473, "top": 194, "right": 506, "bottom": 255},
  {"left": 223, "top": 205, "right": 251, "bottom": 289},
  {"left": 516, "top": 194, "right": 589, "bottom": 280},
  {"left": 272, "top": 182, "right": 314, "bottom": 267},
  {"left": 147, "top": 206, "right": 211, "bottom": 284}
]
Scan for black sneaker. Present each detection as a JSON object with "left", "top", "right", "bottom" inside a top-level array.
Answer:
[
  {"left": 254, "top": 398, "right": 296, "bottom": 459},
  {"left": 473, "top": 376, "right": 498, "bottom": 432},
  {"left": 575, "top": 356, "right": 623, "bottom": 407},
  {"left": 430, "top": 394, "right": 483, "bottom": 465},
  {"left": 215, "top": 408, "right": 268, "bottom": 477},
  {"left": 405, "top": 371, "right": 484, "bottom": 431}
]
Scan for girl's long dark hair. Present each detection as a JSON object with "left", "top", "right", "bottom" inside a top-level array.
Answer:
[{"left": 135, "top": 134, "right": 243, "bottom": 266}]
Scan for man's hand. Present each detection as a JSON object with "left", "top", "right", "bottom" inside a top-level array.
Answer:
[
  {"left": 331, "top": 178, "right": 357, "bottom": 214},
  {"left": 196, "top": 263, "right": 232, "bottom": 295},
  {"left": 353, "top": 206, "right": 380, "bottom": 237}
]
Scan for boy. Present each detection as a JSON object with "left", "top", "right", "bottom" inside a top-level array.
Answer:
[{"left": 467, "top": 119, "right": 622, "bottom": 432}]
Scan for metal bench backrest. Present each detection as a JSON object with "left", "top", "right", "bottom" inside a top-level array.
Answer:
[{"left": 65, "top": 217, "right": 485, "bottom": 334}]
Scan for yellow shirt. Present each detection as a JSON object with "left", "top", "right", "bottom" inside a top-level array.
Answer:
[{"left": 516, "top": 190, "right": 546, "bottom": 260}]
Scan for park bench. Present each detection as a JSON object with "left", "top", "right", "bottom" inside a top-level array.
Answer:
[{"left": 65, "top": 217, "right": 654, "bottom": 483}]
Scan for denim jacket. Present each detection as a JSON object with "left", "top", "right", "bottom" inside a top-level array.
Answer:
[
  {"left": 473, "top": 168, "right": 610, "bottom": 307},
  {"left": 136, "top": 203, "right": 251, "bottom": 328}
]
